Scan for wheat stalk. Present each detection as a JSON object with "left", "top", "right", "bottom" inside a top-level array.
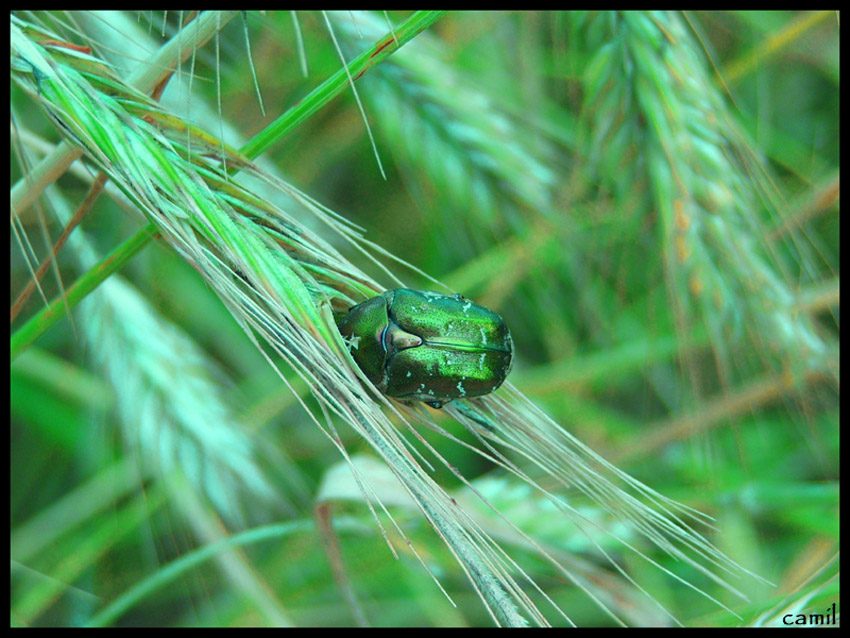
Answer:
[
  {"left": 331, "top": 11, "right": 558, "bottom": 259},
  {"left": 573, "top": 11, "right": 831, "bottom": 384}
]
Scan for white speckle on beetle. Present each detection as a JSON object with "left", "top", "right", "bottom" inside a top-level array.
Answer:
[
  {"left": 406, "top": 370, "right": 412, "bottom": 377},
  {"left": 478, "top": 353, "right": 487, "bottom": 369},
  {"left": 345, "top": 335, "right": 361, "bottom": 351},
  {"left": 456, "top": 382, "right": 466, "bottom": 396},
  {"left": 479, "top": 326, "right": 488, "bottom": 345}
]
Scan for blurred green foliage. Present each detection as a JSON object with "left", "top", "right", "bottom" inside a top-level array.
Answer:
[{"left": 11, "top": 11, "right": 838, "bottom": 627}]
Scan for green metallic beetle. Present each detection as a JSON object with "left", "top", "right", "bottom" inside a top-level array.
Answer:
[{"left": 337, "top": 289, "right": 513, "bottom": 408}]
